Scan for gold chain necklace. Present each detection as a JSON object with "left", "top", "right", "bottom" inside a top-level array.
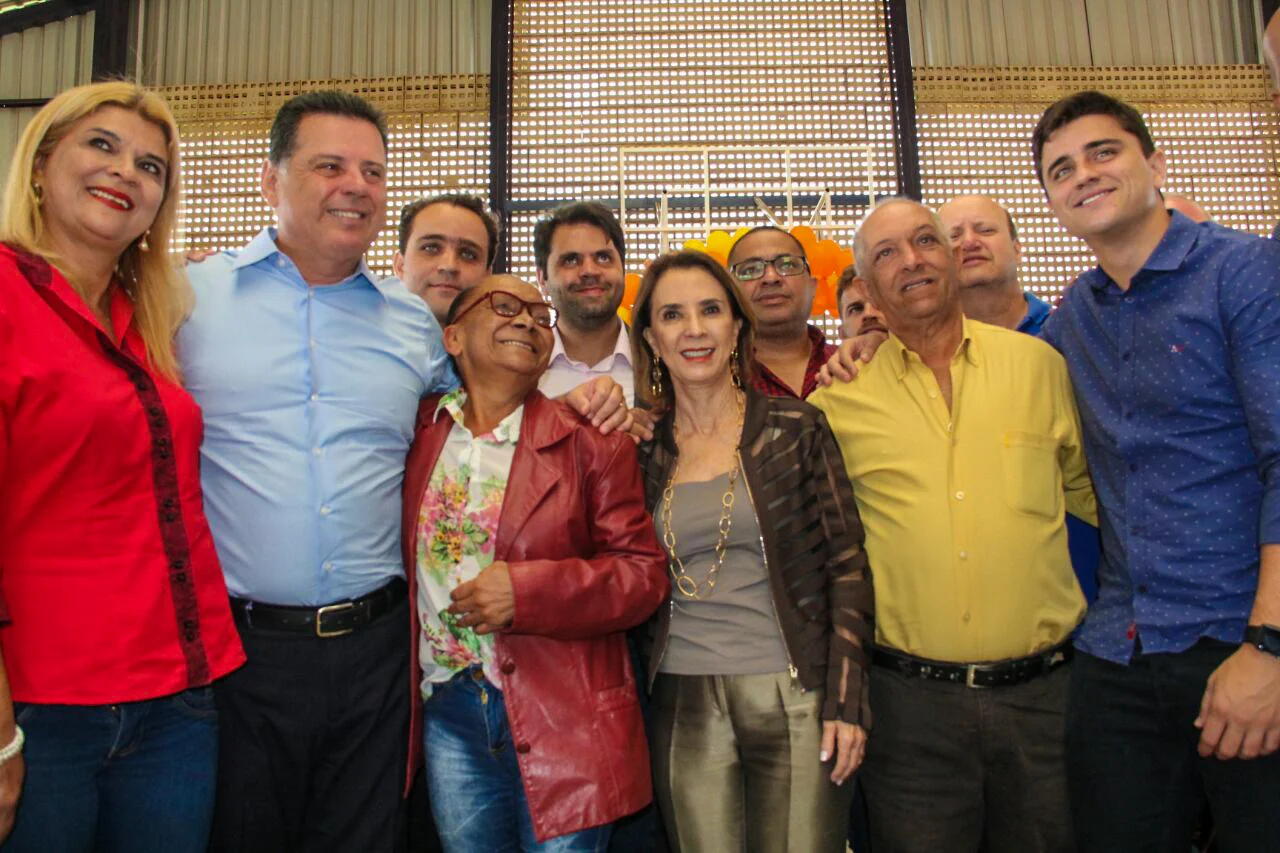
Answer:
[{"left": 660, "top": 392, "right": 745, "bottom": 600}]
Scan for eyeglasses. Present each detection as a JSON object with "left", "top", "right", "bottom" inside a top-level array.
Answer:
[
  {"left": 730, "top": 253, "right": 810, "bottom": 282},
  {"left": 451, "top": 289, "right": 559, "bottom": 329}
]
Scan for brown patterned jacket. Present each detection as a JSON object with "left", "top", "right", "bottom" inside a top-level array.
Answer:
[{"left": 637, "top": 389, "right": 876, "bottom": 726}]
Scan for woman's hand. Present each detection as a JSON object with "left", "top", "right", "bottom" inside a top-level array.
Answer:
[
  {"left": 820, "top": 720, "right": 866, "bottom": 785},
  {"left": 448, "top": 561, "right": 515, "bottom": 635}
]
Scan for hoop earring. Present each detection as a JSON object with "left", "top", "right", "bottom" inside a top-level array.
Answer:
[
  {"left": 650, "top": 357, "right": 664, "bottom": 399},
  {"left": 730, "top": 346, "right": 742, "bottom": 389}
]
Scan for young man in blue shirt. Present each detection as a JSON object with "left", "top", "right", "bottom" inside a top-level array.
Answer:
[{"left": 1034, "top": 90, "right": 1280, "bottom": 853}]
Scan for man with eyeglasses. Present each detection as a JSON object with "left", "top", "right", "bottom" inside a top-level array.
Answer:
[
  {"left": 727, "top": 226, "right": 837, "bottom": 400},
  {"left": 401, "top": 274, "right": 668, "bottom": 851}
]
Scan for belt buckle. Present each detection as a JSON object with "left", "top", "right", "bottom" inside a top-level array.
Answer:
[
  {"left": 965, "top": 664, "right": 987, "bottom": 689},
  {"left": 316, "top": 602, "right": 356, "bottom": 638}
]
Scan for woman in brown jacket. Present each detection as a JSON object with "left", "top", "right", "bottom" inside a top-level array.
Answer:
[{"left": 630, "top": 250, "right": 875, "bottom": 853}]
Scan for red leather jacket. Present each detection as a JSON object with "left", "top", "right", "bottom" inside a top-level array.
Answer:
[{"left": 401, "top": 390, "right": 669, "bottom": 842}]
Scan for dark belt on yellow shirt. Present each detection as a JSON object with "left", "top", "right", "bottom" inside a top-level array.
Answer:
[
  {"left": 872, "top": 641, "right": 1073, "bottom": 689},
  {"left": 230, "top": 578, "right": 407, "bottom": 638}
]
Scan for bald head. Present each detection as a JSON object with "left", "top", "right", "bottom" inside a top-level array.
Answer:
[
  {"left": 938, "top": 195, "right": 1023, "bottom": 293},
  {"left": 1164, "top": 194, "right": 1211, "bottom": 223},
  {"left": 1267, "top": 9, "right": 1280, "bottom": 110}
]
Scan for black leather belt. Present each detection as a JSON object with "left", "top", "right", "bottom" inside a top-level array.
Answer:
[
  {"left": 230, "top": 578, "right": 407, "bottom": 638},
  {"left": 872, "top": 642, "right": 1073, "bottom": 689}
]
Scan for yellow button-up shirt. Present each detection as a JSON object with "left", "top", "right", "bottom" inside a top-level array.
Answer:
[{"left": 810, "top": 319, "right": 1094, "bottom": 663}]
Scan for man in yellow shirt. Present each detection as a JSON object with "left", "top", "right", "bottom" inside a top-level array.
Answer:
[{"left": 811, "top": 197, "right": 1094, "bottom": 853}]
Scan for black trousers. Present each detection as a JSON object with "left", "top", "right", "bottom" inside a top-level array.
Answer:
[
  {"left": 860, "top": 663, "right": 1073, "bottom": 853},
  {"left": 210, "top": 596, "right": 411, "bottom": 853},
  {"left": 1066, "top": 640, "right": 1280, "bottom": 853}
]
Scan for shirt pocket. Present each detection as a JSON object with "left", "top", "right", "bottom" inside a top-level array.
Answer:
[{"left": 1000, "top": 431, "right": 1062, "bottom": 520}]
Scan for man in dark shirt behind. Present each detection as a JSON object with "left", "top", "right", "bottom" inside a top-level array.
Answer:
[{"left": 1033, "top": 90, "right": 1280, "bottom": 853}]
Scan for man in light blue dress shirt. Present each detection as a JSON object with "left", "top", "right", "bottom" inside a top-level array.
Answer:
[{"left": 180, "top": 90, "right": 442, "bottom": 853}]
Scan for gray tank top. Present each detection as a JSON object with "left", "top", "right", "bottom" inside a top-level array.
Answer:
[{"left": 656, "top": 471, "right": 791, "bottom": 675}]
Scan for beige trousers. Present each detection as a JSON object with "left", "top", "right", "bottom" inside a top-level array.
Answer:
[{"left": 651, "top": 671, "right": 854, "bottom": 853}]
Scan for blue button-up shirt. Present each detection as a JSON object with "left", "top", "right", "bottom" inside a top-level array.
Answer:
[
  {"left": 1017, "top": 291, "right": 1053, "bottom": 337},
  {"left": 1042, "top": 212, "right": 1280, "bottom": 664},
  {"left": 179, "top": 229, "right": 457, "bottom": 606}
]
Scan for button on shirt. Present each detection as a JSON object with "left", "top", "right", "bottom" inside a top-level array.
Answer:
[
  {"left": 0, "top": 245, "right": 243, "bottom": 703},
  {"left": 415, "top": 389, "right": 519, "bottom": 695},
  {"left": 810, "top": 319, "right": 1094, "bottom": 663},
  {"left": 1042, "top": 212, "right": 1280, "bottom": 664},
  {"left": 538, "top": 322, "right": 634, "bottom": 406},
  {"left": 179, "top": 229, "right": 456, "bottom": 606}
]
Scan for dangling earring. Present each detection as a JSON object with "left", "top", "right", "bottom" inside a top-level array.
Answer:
[
  {"left": 31, "top": 182, "right": 43, "bottom": 205},
  {"left": 730, "top": 345, "right": 742, "bottom": 389},
  {"left": 138, "top": 230, "right": 152, "bottom": 252},
  {"left": 650, "top": 356, "right": 664, "bottom": 399}
]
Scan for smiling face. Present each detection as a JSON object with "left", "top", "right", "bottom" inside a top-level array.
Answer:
[
  {"left": 263, "top": 113, "right": 387, "bottom": 274},
  {"left": 858, "top": 201, "right": 959, "bottom": 332},
  {"left": 939, "top": 195, "right": 1021, "bottom": 291},
  {"left": 34, "top": 105, "right": 169, "bottom": 259},
  {"left": 727, "top": 228, "right": 816, "bottom": 335},
  {"left": 445, "top": 275, "right": 555, "bottom": 384},
  {"left": 1039, "top": 113, "right": 1166, "bottom": 244},
  {"left": 642, "top": 266, "right": 743, "bottom": 396},
  {"left": 394, "top": 202, "right": 492, "bottom": 323},
  {"left": 538, "top": 222, "right": 624, "bottom": 331}
]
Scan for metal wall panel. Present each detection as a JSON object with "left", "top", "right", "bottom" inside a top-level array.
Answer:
[
  {"left": 0, "top": 12, "right": 94, "bottom": 98},
  {"left": 0, "top": 13, "right": 94, "bottom": 184},
  {"left": 908, "top": 0, "right": 1256, "bottom": 66},
  {"left": 140, "top": 0, "right": 491, "bottom": 86}
]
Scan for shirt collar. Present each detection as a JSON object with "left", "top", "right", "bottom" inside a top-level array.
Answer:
[
  {"left": 439, "top": 388, "right": 524, "bottom": 444},
  {"left": 1017, "top": 291, "right": 1053, "bottom": 330},
  {"left": 1085, "top": 211, "right": 1198, "bottom": 292},
  {"left": 886, "top": 315, "right": 979, "bottom": 379},
  {"left": 548, "top": 321, "right": 632, "bottom": 368},
  {"left": 233, "top": 227, "right": 384, "bottom": 298}
]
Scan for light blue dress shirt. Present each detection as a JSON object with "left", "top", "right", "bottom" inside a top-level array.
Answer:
[{"left": 179, "top": 229, "right": 457, "bottom": 606}]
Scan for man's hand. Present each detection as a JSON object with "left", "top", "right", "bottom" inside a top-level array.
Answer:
[
  {"left": 1194, "top": 644, "right": 1280, "bottom": 759},
  {"left": 625, "top": 408, "right": 657, "bottom": 443},
  {"left": 817, "top": 330, "right": 889, "bottom": 387},
  {"left": 448, "top": 562, "right": 515, "bottom": 636},
  {"left": 0, "top": 753, "right": 23, "bottom": 842},
  {"left": 184, "top": 249, "right": 215, "bottom": 265},
  {"left": 561, "top": 376, "right": 631, "bottom": 435},
  {"left": 820, "top": 720, "right": 866, "bottom": 785}
]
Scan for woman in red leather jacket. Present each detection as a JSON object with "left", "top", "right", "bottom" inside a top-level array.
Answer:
[{"left": 400, "top": 274, "right": 669, "bottom": 852}]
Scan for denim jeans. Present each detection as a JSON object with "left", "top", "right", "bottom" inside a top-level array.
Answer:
[
  {"left": 3, "top": 687, "right": 219, "bottom": 853},
  {"left": 423, "top": 669, "right": 611, "bottom": 853},
  {"left": 1066, "top": 640, "right": 1280, "bottom": 853}
]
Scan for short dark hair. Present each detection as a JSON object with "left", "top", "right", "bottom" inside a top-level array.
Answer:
[
  {"left": 532, "top": 201, "right": 625, "bottom": 276},
  {"left": 1031, "top": 90, "right": 1155, "bottom": 186},
  {"left": 268, "top": 90, "right": 389, "bottom": 165},
  {"left": 443, "top": 283, "right": 481, "bottom": 327},
  {"left": 727, "top": 225, "right": 807, "bottom": 266},
  {"left": 629, "top": 250, "right": 756, "bottom": 413},
  {"left": 835, "top": 264, "right": 859, "bottom": 304},
  {"left": 397, "top": 194, "right": 501, "bottom": 267}
]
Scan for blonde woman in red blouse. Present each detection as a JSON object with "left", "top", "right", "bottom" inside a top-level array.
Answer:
[{"left": 0, "top": 82, "right": 243, "bottom": 851}]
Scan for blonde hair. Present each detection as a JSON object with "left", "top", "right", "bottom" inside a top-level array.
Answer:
[{"left": 1, "top": 81, "right": 190, "bottom": 381}]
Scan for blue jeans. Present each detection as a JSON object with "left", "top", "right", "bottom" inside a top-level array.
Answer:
[
  {"left": 424, "top": 669, "right": 611, "bottom": 853},
  {"left": 3, "top": 688, "right": 218, "bottom": 853}
]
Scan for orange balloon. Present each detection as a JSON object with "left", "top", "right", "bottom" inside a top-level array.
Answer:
[
  {"left": 810, "top": 240, "right": 843, "bottom": 280},
  {"left": 790, "top": 225, "right": 819, "bottom": 252},
  {"left": 617, "top": 305, "right": 632, "bottom": 326},
  {"left": 622, "top": 272, "right": 641, "bottom": 311}
]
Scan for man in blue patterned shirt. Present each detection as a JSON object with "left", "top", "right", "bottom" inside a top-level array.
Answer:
[{"left": 1034, "top": 91, "right": 1280, "bottom": 853}]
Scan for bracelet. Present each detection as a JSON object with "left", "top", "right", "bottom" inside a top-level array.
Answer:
[{"left": 0, "top": 726, "right": 23, "bottom": 766}]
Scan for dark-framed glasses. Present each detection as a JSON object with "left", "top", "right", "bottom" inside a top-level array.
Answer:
[
  {"left": 730, "top": 253, "right": 810, "bottom": 282},
  {"left": 452, "top": 289, "right": 559, "bottom": 329}
]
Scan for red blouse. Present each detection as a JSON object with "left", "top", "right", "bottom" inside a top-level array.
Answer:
[{"left": 0, "top": 244, "right": 243, "bottom": 704}]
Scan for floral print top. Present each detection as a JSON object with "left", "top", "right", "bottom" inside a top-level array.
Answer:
[{"left": 416, "top": 389, "right": 522, "bottom": 696}]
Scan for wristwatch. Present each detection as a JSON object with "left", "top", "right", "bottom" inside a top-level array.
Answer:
[{"left": 1243, "top": 624, "right": 1280, "bottom": 658}]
